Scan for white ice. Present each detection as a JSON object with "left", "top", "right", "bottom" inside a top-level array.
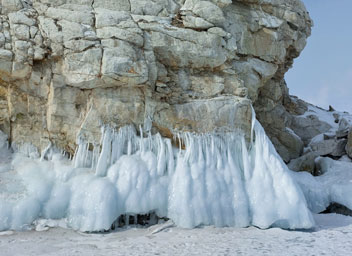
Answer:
[
  {"left": 291, "top": 157, "right": 352, "bottom": 213},
  {"left": 0, "top": 117, "right": 314, "bottom": 232}
]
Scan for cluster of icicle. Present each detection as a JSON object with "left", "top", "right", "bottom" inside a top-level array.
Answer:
[{"left": 0, "top": 116, "right": 314, "bottom": 232}]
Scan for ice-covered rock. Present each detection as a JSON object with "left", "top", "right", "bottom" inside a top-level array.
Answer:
[
  {"left": 291, "top": 105, "right": 336, "bottom": 145},
  {"left": 309, "top": 137, "right": 347, "bottom": 157},
  {"left": 281, "top": 100, "right": 352, "bottom": 168},
  {"left": 0, "top": 119, "right": 315, "bottom": 232},
  {"left": 292, "top": 157, "right": 352, "bottom": 214},
  {"left": 347, "top": 128, "right": 352, "bottom": 158},
  {"left": 337, "top": 118, "right": 351, "bottom": 138}
]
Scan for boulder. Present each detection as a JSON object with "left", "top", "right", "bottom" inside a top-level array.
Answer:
[
  {"left": 332, "top": 139, "right": 348, "bottom": 157},
  {"left": 267, "top": 127, "right": 304, "bottom": 163},
  {"left": 309, "top": 137, "right": 347, "bottom": 157},
  {"left": 347, "top": 128, "right": 352, "bottom": 158},
  {"left": 288, "top": 152, "right": 319, "bottom": 175},
  {"left": 291, "top": 115, "right": 333, "bottom": 145},
  {"left": 336, "top": 118, "right": 350, "bottom": 138}
]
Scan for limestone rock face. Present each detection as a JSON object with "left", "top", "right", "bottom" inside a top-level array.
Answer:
[{"left": 0, "top": 0, "right": 312, "bottom": 153}]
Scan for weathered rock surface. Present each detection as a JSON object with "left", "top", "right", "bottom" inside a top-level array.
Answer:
[
  {"left": 288, "top": 152, "right": 319, "bottom": 175},
  {"left": 309, "top": 137, "right": 347, "bottom": 157},
  {"left": 0, "top": 0, "right": 312, "bottom": 154},
  {"left": 337, "top": 118, "right": 350, "bottom": 138}
]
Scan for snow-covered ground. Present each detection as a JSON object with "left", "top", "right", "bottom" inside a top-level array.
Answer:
[{"left": 0, "top": 213, "right": 351, "bottom": 256}]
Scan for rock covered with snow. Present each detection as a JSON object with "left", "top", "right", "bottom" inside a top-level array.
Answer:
[
  {"left": 263, "top": 89, "right": 352, "bottom": 164},
  {"left": 292, "top": 157, "right": 352, "bottom": 214},
  {"left": 309, "top": 136, "right": 347, "bottom": 157},
  {"left": 286, "top": 102, "right": 352, "bottom": 215},
  {"left": 347, "top": 128, "right": 352, "bottom": 158},
  {"left": 287, "top": 152, "right": 319, "bottom": 175},
  {"left": 0, "top": 0, "right": 312, "bottom": 153},
  {"left": 287, "top": 102, "right": 352, "bottom": 161}
]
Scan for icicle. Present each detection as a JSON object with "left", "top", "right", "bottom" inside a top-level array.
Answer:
[
  {"left": 40, "top": 141, "right": 52, "bottom": 161},
  {"left": 166, "top": 138, "right": 174, "bottom": 175},
  {"left": 74, "top": 138, "right": 88, "bottom": 168},
  {"left": 91, "top": 143, "right": 100, "bottom": 169},
  {"left": 1, "top": 109, "right": 315, "bottom": 232},
  {"left": 156, "top": 134, "right": 166, "bottom": 176},
  {"left": 250, "top": 105, "right": 256, "bottom": 147},
  {"left": 139, "top": 125, "right": 144, "bottom": 152},
  {"left": 95, "top": 127, "right": 112, "bottom": 177},
  {"left": 127, "top": 140, "right": 132, "bottom": 155}
]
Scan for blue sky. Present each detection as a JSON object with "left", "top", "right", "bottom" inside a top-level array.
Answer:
[{"left": 285, "top": 0, "right": 352, "bottom": 113}]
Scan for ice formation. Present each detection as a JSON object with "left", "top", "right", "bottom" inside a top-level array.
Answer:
[
  {"left": 291, "top": 157, "right": 352, "bottom": 214},
  {"left": 0, "top": 117, "right": 315, "bottom": 232}
]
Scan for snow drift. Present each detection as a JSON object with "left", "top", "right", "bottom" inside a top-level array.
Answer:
[{"left": 0, "top": 118, "right": 314, "bottom": 232}]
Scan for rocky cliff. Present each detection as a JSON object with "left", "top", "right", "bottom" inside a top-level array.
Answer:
[
  {"left": 0, "top": 0, "right": 312, "bottom": 157},
  {"left": 2, "top": 0, "right": 352, "bottom": 232}
]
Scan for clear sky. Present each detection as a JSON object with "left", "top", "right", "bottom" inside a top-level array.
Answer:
[{"left": 285, "top": 0, "right": 352, "bottom": 113}]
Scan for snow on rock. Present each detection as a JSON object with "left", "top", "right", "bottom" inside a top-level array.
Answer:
[
  {"left": 288, "top": 103, "right": 352, "bottom": 173},
  {"left": 347, "top": 128, "right": 352, "bottom": 158},
  {"left": 290, "top": 105, "right": 336, "bottom": 144},
  {"left": 291, "top": 104, "right": 352, "bottom": 145},
  {"left": 292, "top": 157, "right": 352, "bottom": 213},
  {"left": 309, "top": 136, "right": 347, "bottom": 157},
  {"left": 286, "top": 103, "right": 352, "bottom": 217},
  {"left": 0, "top": 119, "right": 314, "bottom": 232}
]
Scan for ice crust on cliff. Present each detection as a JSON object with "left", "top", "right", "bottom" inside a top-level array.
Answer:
[{"left": 0, "top": 119, "right": 314, "bottom": 232}]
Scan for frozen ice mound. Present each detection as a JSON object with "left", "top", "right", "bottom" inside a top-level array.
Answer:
[
  {"left": 0, "top": 120, "right": 314, "bottom": 232},
  {"left": 291, "top": 157, "right": 352, "bottom": 214}
]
